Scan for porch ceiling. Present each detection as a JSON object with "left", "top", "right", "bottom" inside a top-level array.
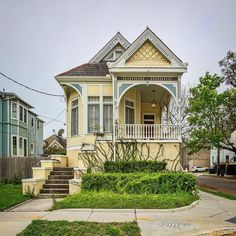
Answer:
[{"left": 135, "top": 84, "right": 169, "bottom": 103}]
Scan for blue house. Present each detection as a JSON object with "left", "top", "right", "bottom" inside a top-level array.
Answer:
[{"left": 0, "top": 91, "right": 44, "bottom": 157}]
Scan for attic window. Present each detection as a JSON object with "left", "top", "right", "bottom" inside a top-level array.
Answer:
[{"left": 114, "top": 50, "right": 123, "bottom": 60}]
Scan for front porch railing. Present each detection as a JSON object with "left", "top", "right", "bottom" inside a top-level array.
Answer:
[{"left": 115, "top": 124, "right": 181, "bottom": 140}]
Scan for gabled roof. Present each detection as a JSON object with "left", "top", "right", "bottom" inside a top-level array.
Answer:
[
  {"left": 44, "top": 134, "right": 67, "bottom": 149},
  {"left": 57, "top": 62, "right": 109, "bottom": 77},
  {"left": 110, "top": 27, "right": 187, "bottom": 68},
  {"left": 89, "top": 32, "right": 130, "bottom": 63}
]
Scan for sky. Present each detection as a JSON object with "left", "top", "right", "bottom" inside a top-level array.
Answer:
[{"left": 0, "top": 0, "right": 236, "bottom": 138}]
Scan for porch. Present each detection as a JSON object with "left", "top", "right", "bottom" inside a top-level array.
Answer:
[{"left": 115, "top": 124, "right": 181, "bottom": 140}]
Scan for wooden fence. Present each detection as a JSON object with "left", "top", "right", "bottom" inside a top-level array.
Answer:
[{"left": 0, "top": 156, "right": 51, "bottom": 182}]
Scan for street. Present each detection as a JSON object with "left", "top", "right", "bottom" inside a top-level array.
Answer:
[{"left": 197, "top": 175, "right": 236, "bottom": 195}]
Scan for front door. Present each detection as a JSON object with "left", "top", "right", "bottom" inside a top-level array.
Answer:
[{"left": 143, "top": 114, "right": 155, "bottom": 138}]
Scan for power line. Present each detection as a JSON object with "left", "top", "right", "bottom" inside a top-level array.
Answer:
[
  {"left": 38, "top": 114, "right": 65, "bottom": 124},
  {"left": 0, "top": 72, "right": 64, "bottom": 97}
]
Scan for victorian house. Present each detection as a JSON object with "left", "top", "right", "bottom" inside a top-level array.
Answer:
[{"left": 55, "top": 28, "right": 188, "bottom": 169}]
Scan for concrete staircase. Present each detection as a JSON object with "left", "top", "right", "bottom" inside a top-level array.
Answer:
[{"left": 38, "top": 167, "right": 73, "bottom": 198}]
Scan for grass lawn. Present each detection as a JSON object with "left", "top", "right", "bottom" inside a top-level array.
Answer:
[
  {"left": 0, "top": 183, "right": 30, "bottom": 211},
  {"left": 199, "top": 187, "right": 236, "bottom": 200},
  {"left": 18, "top": 220, "right": 141, "bottom": 236},
  {"left": 53, "top": 191, "right": 199, "bottom": 210}
]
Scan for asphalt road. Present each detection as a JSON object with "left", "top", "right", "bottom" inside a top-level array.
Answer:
[{"left": 197, "top": 175, "right": 236, "bottom": 195}]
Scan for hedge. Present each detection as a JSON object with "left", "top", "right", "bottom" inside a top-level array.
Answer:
[
  {"left": 81, "top": 173, "right": 197, "bottom": 194},
  {"left": 104, "top": 160, "right": 167, "bottom": 173}
]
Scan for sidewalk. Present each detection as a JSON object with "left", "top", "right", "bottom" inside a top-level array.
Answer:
[{"left": 0, "top": 192, "right": 236, "bottom": 236}]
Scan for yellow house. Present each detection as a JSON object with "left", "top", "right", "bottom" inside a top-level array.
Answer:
[{"left": 55, "top": 28, "right": 188, "bottom": 170}]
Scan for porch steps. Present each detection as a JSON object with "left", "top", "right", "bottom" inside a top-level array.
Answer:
[{"left": 38, "top": 167, "right": 73, "bottom": 198}]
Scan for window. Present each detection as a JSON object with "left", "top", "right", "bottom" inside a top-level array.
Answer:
[
  {"left": 12, "top": 102, "right": 17, "bottom": 119},
  {"left": 19, "top": 105, "right": 27, "bottom": 123},
  {"left": 19, "top": 137, "right": 23, "bottom": 156},
  {"left": 103, "top": 96, "right": 113, "bottom": 132},
  {"left": 19, "top": 106, "right": 23, "bottom": 121},
  {"left": 23, "top": 139, "right": 27, "bottom": 157},
  {"left": 12, "top": 136, "right": 17, "bottom": 156},
  {"left": 37, "top": 120, "right": 40, "bottom": 129},
  {"left": 88, "top": 96, "right": 100, "bottom": 133},
  {"left": 31, "top": 117, "right": 34, "bottom": 127},
  {"left": 30, "top": 143, "right": 34, "bottom": 155},
  {"left": 24, "top": 108, "right": 27, "bottom": 123},
  {"left": 125, "top": 99, "right": 135, "bottom": 124},
  {"left": 71, "top": 99, "right": 79, "bottom": 136}
]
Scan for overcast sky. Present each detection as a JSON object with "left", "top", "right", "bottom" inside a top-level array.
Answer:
[{"left": 0, "top": 0, "right": 236, "bottom": 138}]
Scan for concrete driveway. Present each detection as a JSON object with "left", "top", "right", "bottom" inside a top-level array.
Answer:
[{"left": 0, "top": 192, "right": 236, "bottom": 236}]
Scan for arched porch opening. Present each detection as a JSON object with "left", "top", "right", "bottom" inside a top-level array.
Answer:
[{"left": 115, "top": 83, "right": 180, "bottom": 140}]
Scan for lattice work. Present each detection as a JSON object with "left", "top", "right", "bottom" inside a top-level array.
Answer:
[{"left": 126, "top": 41, "right": 171, "bottom": 66}]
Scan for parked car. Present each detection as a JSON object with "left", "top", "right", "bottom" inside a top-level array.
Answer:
[{"left": 191, "top": 166, "right": 208, "bottom": 172}]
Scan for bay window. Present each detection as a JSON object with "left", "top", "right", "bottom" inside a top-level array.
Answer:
[
  {"left": 88, "top": 96, "right": 100, "bottom": 133},
  {"left": 103, "top": 96, "right": 113, "bottom": 132}
]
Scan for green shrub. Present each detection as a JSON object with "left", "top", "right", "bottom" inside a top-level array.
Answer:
[
  {"left": 82, "top": 172, "right": 196, "bottom": 194},
  {"left": 104, "top": 160, "right": 167, "bottom": 173}
]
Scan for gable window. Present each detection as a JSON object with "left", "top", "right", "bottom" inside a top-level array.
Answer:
[
  {"left": 125, "top": 99, "right": 135, "bottom": 124},
  {"left": 71, "top": 99, "right": 79, "bottom": 136},
  {"left": 12, "top": 102, "right": 17, "bottom": 119},
  {"left": 88, "top": 96, "right": 100, "bottom": 133},
  {"left": 103, "top": 96, "right": 113, "bottom": 132},
  {"left": 12, "top": 136, "right": 17, "bottom": 156}
]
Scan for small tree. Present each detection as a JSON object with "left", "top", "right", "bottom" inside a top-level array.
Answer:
[{"left": 187, "top": 72, "right": 236, "bottom": 154}]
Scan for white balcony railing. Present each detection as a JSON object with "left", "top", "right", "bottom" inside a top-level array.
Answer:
[{"left": 115, "top": 124, "right": 181, "bottom": 140}]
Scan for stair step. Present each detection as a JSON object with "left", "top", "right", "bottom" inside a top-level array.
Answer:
[
  {"left": 46, "top": 179, "right": 69, "bottom": 184},
  {"left": 48, "top": 175, "right": 73, "bottom": 180},
  {"left": 51, "top": 171, "right": 74, "bottom": 175},
  {"left": 38, "top": 193, "right": 68, "bottom": 198},
  {"left": 40, "top": 188, "right": 69, "bottom": 194},
  {"left": 53, "top": 167, "right": 73, "bottom": 171},
  {"left": 43, "top": 184, "right": 69, "bottom": 189}
]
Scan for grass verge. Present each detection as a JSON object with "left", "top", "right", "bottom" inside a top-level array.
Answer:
[
  {"left": 0, "top": 183, "right": 30, "bottom": 211},
  {"left": 18, "top": 220, "right": 141, "bottom": 236},
  {"left": 199, "top": 187, "right": 236, "bottom": 200},
  {"left": 53, "top": 191, "right": 199, "bottom": 210}
]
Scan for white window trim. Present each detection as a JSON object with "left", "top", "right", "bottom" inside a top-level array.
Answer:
[
  {"left": 11, "top": 135, "right": 18, "bottom": 157},
  {"left": 11, "top": 102, "right": 18, "bottom": 120},
  {"left": 124, "top": 97, "right": 136, "bottom": 124},
  {"left": 87, "top": 96, "right": 100, "bottom": 134},
  {"left": 103, "top": 96, "right": 113, "bottom": 133},
  {"left": 18, "top": 136, "right": 24, "bottom": 157},
  {"left": 71, "top": 97, "right": 79, "bottom": 137},
  {"left": 19, "top": 104, "right": 28, "bottom": 124}
]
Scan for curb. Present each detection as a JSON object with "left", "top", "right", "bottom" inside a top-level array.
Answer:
[{"left": 4, "top": 199, "right": 33, "bottom": 212}]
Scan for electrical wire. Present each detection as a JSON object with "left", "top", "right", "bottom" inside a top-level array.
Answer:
[{"left": 0, "top": 72, "right": 64, "bottom": 97}]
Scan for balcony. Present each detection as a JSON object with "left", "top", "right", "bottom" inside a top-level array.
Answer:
[{"left": 115, "top": 124, "right": 181, "bottom": 141}]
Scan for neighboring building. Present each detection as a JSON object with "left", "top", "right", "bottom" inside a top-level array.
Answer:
[
  {"left": 43, "top": 134, "right": 67, "bottom": 153},
  {"left": 0, "top": 91, "right": 44, "bottom": 157},
  {"left": 55, "top": 28, "right": 188, "bottom": 168},
  {"left": 210, "top": 148, "right": 236, "bottom": 166}
]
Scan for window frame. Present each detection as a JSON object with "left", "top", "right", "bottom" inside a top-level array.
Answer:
[
  {"left": 71, "top": 98, "right": 79, "bottom": 137},
  {"left": 124, "top": 97, "right": 136, "bottom": 124},
  {"left": 30, "top": 143, "right": 34, "bottom": 155},
  {"left": 11, "top": 102, "right": 18, "bottom": 120},
  {"left": 12, "top": 135, "right": 17, "bottom": 156},
  {"left": 19, "top": 105, "right": 28, "bottom": 124},
  {"left": 103, "top": 96, "right": 113, "bottom": 133},
  {"left": 87, "top": 96, "right": 100, "bottom": 133}
]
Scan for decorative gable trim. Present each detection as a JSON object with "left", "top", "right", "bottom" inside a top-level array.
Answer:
[
  {"left": 111, "top": 28, "right": 187, "bottom": 68},
  {"left": 89, "top": 32, "right": 130, "bottom": 63}
]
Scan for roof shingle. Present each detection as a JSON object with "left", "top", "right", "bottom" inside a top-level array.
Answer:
[{"left": 57, "top": 63, "right": 109, "bottom": 77}]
